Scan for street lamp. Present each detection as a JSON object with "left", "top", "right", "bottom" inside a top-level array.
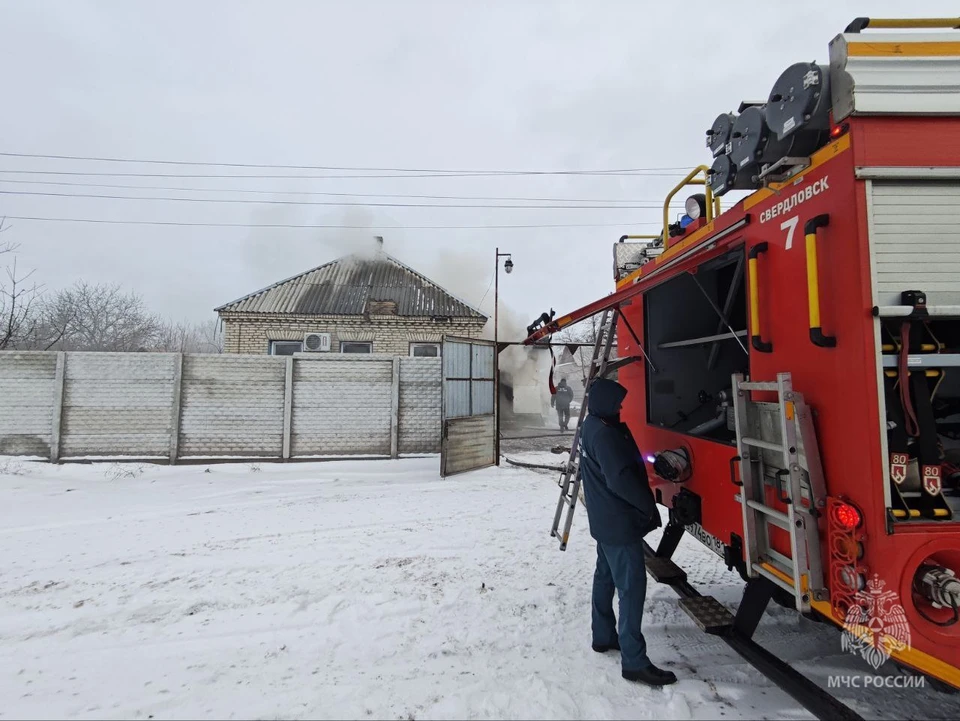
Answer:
[{"left": 494, "top": 248, "right": 512, "bottom": 466}]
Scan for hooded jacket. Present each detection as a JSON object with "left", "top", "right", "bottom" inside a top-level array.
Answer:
[
  {"left": 553, "top": 380, "right": 574, "bottom": 409},
  {"left": 579, "top": 378, "right": 660, "bottom": 545}
]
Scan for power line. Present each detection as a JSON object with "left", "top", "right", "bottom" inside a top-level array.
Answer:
[
  {"left": 0, "top": 178, "right": 662, "bottom": 204},
  {"left": 2, "top": 215, "right": 659, "bottom": 230},
  {"left": 0, "top": 150, "right": 690, "bottom": 176},
  {"left": 0, "top": 188, "right": 663, "bottom": 210},
  {"left": 477, "top": 275, "right": 495, "bottom": 310},
  {"left": 0, "top": 168, "right": 686, "bottom": 180}
]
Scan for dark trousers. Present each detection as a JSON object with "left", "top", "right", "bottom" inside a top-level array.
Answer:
[
  {"left": 592, "top": 541, "right": 651, "bottom": 671},
  {"left": 556, "top": 406, "right": 570, "bottom": 429}
]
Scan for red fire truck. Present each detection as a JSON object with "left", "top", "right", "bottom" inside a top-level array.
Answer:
[{"left": 528, "top": 17, "right": 960, "bottom": 690}]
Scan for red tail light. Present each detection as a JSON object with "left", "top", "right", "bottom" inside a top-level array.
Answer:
[
  {"left": 832, "top": 501, "right": 862, "bottom": 530},
  {"left": 830, "top": 123, "right": 850, "bottom": 139}
]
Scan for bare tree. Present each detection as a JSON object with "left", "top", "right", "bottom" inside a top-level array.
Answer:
[
  {"left": 154, "top": 318, "right": 223, "bottom": 353},
  {"left": 0, "top": 221, "right": 53, "bottom": 350},
  {"left": 194, "top": 318, "right": 224, "bottom": 354},
  {"left": 0, "top": 256, "right": 43, "bottom": 350},
  {"left": 40, "top": 282, "right": 163, "bottom": 351},
  {"left": 0, "top": 217, "right": 15, "bottom": 257}
]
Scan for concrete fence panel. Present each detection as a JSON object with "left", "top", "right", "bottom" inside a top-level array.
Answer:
[
  {"left": 61, "top": 353, "right": 177, "bottom": 458},
  {"left": 0, "top": 352, "right": 59, "bottom": 457},
  {"left": 178, "top": 355, "right": 286, "bottom": 458},
  {"left": 0, "top": 352, "right": 443, "bottom": 461},
  {"left": 291, "top": 356, "right": 394, "bottom": 456}
]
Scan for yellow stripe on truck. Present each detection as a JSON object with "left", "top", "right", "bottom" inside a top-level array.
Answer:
[
  {"left": 847, "top": 41, "right": 960, "bottom": 57},
  {"left": 809, "top": 601, "right": 960, "bottom": 690}
]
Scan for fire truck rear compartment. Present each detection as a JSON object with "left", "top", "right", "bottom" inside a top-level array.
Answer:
[
  {"left": 879, "top": 314, "right": 960, "bottom": 522},
  {"left": 870, "top": 179, "right": 960, "bottom": 524}
]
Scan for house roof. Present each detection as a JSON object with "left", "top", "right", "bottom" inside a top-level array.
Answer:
[{"left": 215, "top": 251, "right": 487, "bottom": 320}]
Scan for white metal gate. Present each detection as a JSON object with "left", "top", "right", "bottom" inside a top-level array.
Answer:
[{"left": 440, "top": 336, "right": 496, "bottom": 477}]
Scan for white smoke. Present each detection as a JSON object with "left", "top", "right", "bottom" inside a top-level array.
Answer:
[
  {"left": 240, "top": 207, "right": 384, "bottom": 283},
  {"left": 419, "top": 248, "right": 554, "bottom": 425}
]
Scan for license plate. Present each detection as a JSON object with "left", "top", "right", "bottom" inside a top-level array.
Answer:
[{"left": 685, "top": 523, "right": 725, "bottom": 557}]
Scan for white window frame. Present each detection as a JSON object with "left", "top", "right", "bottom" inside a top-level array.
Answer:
[
  {"left": 340, "top": 341, "right": 373, "bottom": 354},
  {"left": 410, "top": 342, "right": 441, "bottom": 358},
  {"left": 270, "top": 340, "right": 303, "bottom": 356}
]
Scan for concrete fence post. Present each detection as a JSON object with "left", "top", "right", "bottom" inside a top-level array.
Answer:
[
  {"left": 282, "top": 356, "right": 294, "bottom": 459},
  {"left": 49, "top": 351, "right": 66, "bottom": 462},
  {"left": 168, "top": 353, "right": 184, "bottom": 465},
  {"left": 390, "top": 357, "right": 401, "bottom": 459}
]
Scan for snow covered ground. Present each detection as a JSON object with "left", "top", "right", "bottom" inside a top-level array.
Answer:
[{"left": 1, "top": 456, "right": 957, "bottom": 720}]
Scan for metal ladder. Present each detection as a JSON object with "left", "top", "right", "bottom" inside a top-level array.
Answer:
[
  {"left": 550, "top": 307, "right": 630, "bottom": 550},
  {"left": 732, "top": 372, "right": 828, "bottom": 611}
]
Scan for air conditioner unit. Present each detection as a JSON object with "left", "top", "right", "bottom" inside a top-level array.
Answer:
[{"left": 303, "top": 332, "right": 331, "bottom": 352}]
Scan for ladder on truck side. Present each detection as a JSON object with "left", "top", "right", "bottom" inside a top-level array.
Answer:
[
  {"left": 732, "top": 372, "right": 828, "bottom": 612},
  {"left": 550, "top": 306, "right": 643, "bottom": 550}
]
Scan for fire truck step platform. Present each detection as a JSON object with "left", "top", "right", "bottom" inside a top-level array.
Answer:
[
  {"left": 679, "top": 596, "right": 734, "bottom": 635},
  {"left": 645, "top": 555, "right": 687, "bottom": 584}
]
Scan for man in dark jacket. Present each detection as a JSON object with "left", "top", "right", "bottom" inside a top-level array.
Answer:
[
  {"left": 579, "top": 377, "right": 677, "bottom": 687},
  {"left": 552, "top": 378, "right": 575, "bottom": 431}
]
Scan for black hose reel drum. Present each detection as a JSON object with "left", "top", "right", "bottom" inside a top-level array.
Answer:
[
  {"left": 765, "top": 62, "right": 832, "bottom": 154},
  {"left": 705, "top": 63, "right": 834, "bottom": 195},
  {"left": 707, "top": 112, "right": 757, "bottom": 197},
  {"left": 706, "top": 112, "right": 737, "bottom": 158},
  {"left": 709, "top": 153, "right": 756, "bottom": 196},
  {"left": 729, "top": 105, "right": 794, "bottom": 178}
]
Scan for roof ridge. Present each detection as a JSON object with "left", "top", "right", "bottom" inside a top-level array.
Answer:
[
  {"left": 379, "top": 251, "right": 486, "bottom": 318},
  {"left": 215, "top": 249, "right": 487, "bottom": 319}
]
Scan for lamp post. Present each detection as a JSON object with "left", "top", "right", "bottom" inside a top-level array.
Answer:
[{"left": 494, "top": 248, "right": 513, "bottom": 466}]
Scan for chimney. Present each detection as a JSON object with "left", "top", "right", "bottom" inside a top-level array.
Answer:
[{"left": 375, "top": 236, "right": 384, "bottom": 249}]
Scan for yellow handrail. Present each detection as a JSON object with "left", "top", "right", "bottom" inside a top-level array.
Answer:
[
  {"left": 805, "top": 214, "right": 836, "bottom": 348},
  {"left": 662, "top": 165, "right": 714, "bottom": 244},
  {"left": 847, "top": 17, "right": 960, "bottom": 32}
]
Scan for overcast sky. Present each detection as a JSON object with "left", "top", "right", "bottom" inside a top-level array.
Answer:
[{"left": 1, "top": 1, "right": 954, "bottom": 338}]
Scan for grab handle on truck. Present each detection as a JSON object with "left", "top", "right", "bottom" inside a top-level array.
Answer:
[
  {"left": 748, "top": 242, "right": 773, "bottom": 353},
  {"left": 730, "top": 455, "right": 743, "bottom": 487},
  {"left": 805, "top": 214, "right": 836, "bottom": 348}
]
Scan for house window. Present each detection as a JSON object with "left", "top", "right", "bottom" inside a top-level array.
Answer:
[
  {"left": 410, "top": 342, "right": 440, "bottom": 358},
  {"left": 270, "top": 340, "right": 303, "bottom": 356},
  {"left": 340, "top": 341, "right": 372, "bottom": 354}
]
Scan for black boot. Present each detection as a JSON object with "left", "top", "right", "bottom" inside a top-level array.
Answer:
[
  {"left": 622, "top": 664, "right": 678, "bottom": 686},
  {"left": 592, "top": 638, "right": 620, "bottom": 653}
]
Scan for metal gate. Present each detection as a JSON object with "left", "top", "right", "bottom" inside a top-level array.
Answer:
[{"left": 440, "top": 336, "right": 496, "bottom": 477}]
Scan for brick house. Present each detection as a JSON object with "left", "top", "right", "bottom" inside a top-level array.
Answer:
[{"left": 216, "top": 240, "right": 488, "bottom": 356}]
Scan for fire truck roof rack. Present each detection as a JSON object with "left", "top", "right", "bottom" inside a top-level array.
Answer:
[
  {"left": 844, "top": 17, "right": 960, "bottom": 33},
  {"left": 661, "top": 166, "right": 721, "bottom": 246}
]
